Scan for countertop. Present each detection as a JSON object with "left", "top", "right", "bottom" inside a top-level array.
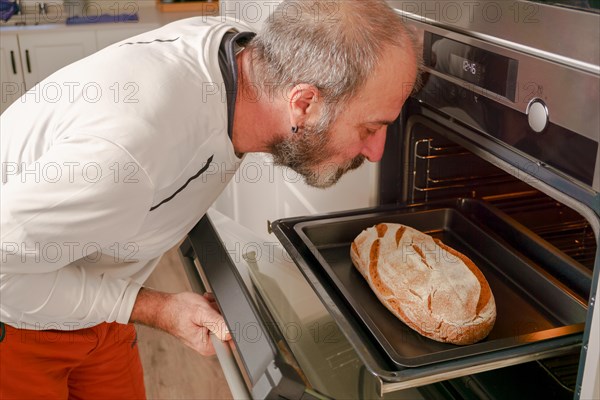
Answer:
[{"left": 0, "top": 1, "right": 218, "bottom": 33}]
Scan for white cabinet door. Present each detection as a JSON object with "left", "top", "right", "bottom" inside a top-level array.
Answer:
[
  {"left": 96, "top": 25, "right": 158, "bottom": 49},
  {"left": 0, "top": 34, "right": 25, "bottom": 114},
  {"left": 18, "top": 31, "right": 97, "bottom": 90}
]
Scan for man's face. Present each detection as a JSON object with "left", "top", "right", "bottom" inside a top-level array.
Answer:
[{"left": 269, "top": 45, "right": 418, "bottom": 189}]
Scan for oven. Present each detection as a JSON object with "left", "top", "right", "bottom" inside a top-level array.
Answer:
[{"left": 178, "top": 2, "right": 599, "bottom": 399}]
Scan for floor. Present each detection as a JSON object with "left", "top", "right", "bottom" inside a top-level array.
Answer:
[{"left": 135, "top": 246, "right": 233, "bottom": 400}]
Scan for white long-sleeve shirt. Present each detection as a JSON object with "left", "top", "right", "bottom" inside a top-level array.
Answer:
[{"left": 0, "top": 17, "right": 252, "bottom": 330}]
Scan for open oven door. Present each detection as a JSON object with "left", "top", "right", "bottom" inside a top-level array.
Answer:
[{"left": 178, "top": 210, "right": 311, "bottom": 400}]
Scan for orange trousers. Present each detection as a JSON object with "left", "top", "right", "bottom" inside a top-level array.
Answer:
[{"left": 0, "top": 322, "right": 146, "bottom": 400}]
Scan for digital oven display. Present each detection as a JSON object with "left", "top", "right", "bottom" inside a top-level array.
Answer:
[
  {"left": 449, "top": 53, "right": 486, "bottom": 86},
  {"left": 424, "top": 33, "right": 519, "bottom": 102}
]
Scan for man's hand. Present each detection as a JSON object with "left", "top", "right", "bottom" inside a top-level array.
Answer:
[{"left": 130, "top": 288, "right": 231, "bottom": 356}]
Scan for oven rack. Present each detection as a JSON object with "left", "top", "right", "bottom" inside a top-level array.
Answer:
[
  {"left": 408, "top": 134, "right": 597, "bottom": 272},
  {"left": 537, "top": 352, "right": 581, "bottom": 393},
  {"left": 486, "top": 192, "right": 596, "bottom": 271},
  {"left": 410, "top": 137, "right": 520, "bottom": 203}
]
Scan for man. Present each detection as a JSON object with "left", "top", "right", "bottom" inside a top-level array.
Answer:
[{"left": 0, "top": 0, "right": 418, "bottom": 398}]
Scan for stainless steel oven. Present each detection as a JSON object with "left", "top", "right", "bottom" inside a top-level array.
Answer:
[{"left": 179, "top": 2, "right": 599, "bottom": 398}]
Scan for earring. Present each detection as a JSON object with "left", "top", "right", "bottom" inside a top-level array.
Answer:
[{"left": 291, "top": 126, "right": 298, "bottom": 134}]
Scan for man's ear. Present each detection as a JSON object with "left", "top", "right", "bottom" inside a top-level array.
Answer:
[{"left": 288, "top": 84, "right": 321, "bottom": 129}]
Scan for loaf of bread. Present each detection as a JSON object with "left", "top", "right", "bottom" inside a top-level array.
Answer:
[{"left": 350, "top": 223, "right": 496, "bottom": 345}]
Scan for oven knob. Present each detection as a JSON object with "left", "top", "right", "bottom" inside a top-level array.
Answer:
[{"left": 526, "top": 98, "right": 549, "bottom": 133}]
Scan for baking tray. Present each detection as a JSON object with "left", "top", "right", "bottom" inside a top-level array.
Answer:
[{"left": 291, "top": 200, "right": 587, "bottom": 368}]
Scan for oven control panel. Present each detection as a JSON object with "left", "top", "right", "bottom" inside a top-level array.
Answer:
[{"left": 424, "top": 33, "right": 519, "bottom": 102}]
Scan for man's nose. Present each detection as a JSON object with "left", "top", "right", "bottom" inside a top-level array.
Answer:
[{"left": 361, "top": 128, "right": 387, "bottom": 162}]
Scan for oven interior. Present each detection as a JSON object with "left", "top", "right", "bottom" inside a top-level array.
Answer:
[
  {"left": 402, "top": 118, "right": 595, "bottom": 294},
  {"left": 394, "top": 114, "right": 596, "bottom": 396}
]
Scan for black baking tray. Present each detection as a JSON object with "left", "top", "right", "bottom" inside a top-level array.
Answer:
[{"left": 289, "top": 199, "right": 587, "bottom": 368}]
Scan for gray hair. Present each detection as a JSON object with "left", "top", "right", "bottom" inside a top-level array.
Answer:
[{"left": 247, "top": 0, "right": 418, "bottom": 126}]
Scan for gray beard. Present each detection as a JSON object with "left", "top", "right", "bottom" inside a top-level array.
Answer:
[{"left": 268, "top": 123, "right": 366, "bottom": 189}]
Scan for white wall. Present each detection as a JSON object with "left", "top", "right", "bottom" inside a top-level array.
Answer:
[{"left": 213, "top": 153, "right": 379, "bottom": 237}]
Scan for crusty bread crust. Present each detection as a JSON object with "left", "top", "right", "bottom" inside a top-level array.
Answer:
[{"left": 350, "top": 223, "right": 496, "bottom": 345}]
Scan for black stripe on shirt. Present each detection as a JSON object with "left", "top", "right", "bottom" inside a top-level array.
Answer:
[
  {"left": 149, "top": 155, "right": 214, "bottom": 212},
  {"left": 120, "top": 37, "right": 180, "bottom": 47}
]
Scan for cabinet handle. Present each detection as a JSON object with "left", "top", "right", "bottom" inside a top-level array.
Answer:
[
  {"left": 25, "top": 50, "right": 31, "bottom": 74},
  {"left": 10, "top": 51, "right": 17, "bottom": 75}
]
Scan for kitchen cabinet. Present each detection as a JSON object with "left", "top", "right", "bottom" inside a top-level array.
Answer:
[
  {"left": 0, "top": 34, "right": 24, "bottom": 114},
  {"left": 0, "top": 25, "right": 157, "bottom": 113},
  {"left": 17, "top": 31, "right": 97, "bottom": 90}
]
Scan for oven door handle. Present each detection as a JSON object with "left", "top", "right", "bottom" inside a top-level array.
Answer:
[
  {"left": 179, "top": 214, "right": 304, "bottom": 400},
  {"left": 210, "top": 327, "right": 252, "bottom": 399},
  {"left": 178, "top": 248, "right": 252, "bottom": 399}
]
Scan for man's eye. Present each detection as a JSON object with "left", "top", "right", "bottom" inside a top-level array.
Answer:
[{"left": 360, "top": 126, "right": 380, "bottom": 140}]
